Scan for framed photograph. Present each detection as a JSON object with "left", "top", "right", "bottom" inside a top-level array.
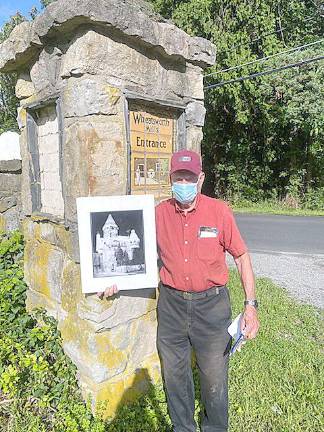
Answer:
[{"left": 76, "top": 195, "right": 158, "bottom": 293}]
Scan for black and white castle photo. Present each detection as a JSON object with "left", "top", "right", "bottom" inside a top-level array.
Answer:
[{"left": 90, "top": 210, "right": 146, "bottom": 278}]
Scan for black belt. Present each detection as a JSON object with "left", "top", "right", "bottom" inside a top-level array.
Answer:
[{"left": 162, "top": 284, "right": 225, "bottom": 300}]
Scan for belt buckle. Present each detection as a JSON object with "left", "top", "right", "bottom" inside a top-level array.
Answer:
[{"left": 183, "top": 291, "right": 193, "bottom": 300}]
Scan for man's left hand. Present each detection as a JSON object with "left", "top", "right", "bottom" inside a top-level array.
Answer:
[{"left": 241, "top": 305, "right": 259, "bottom": 339}]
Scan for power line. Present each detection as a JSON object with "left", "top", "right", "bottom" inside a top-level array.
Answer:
[
  {"left": 204, "top": 38, "right": 324, "bottom": 78},
  {"left": 229, "top": 15, "right": 318, "bottom": 52},
  {"left": 204, "top": 55, "right": 324, "bottom": 90}
]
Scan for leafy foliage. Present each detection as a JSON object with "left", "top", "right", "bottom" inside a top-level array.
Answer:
[
  {"left": 0, "top": 2, "right": 57, "bottom": 134},
  {"left": 151, "top": 0, "right": 324, "bottom": 208},
  {"left": 0, "top": 14, "right": 26, "bottom": 134},
  {"left": 0, "top": 231, "right": 105, "bottom": 431}
]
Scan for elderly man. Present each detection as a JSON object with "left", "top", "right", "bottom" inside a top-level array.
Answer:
[{"left": 100, "top": 149, "right": 259, "bottom": 432}]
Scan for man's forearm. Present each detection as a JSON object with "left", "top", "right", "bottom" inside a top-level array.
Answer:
[
  {"left": 234, "top": 252, "right": 260, "bottom": 339},
  {"left": 234, "top": 252, "right": 256, "bottom": 300}
]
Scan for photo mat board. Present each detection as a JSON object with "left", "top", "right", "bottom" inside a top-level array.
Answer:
[{"left": 77, "top": 195, "right": 158, "bottom": 293}]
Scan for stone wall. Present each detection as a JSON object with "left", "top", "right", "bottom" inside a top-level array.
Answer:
[
  {"left": 0, "top": 159, "right": 22, "bottom": 231},
  {"left": 0, "top": 0, "right": 215, "bottom": 418}
]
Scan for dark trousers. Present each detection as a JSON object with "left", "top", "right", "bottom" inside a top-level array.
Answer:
[{"left": 157, "top": 284, "right": 232, "bottom": 432}]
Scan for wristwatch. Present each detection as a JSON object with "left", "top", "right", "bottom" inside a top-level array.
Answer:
[{"left": 244, "top": 299, "right": 259, "bottom": 309}]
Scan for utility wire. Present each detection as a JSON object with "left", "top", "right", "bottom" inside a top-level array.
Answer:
[
  {"left": 204, "top": 55, "right": 324, "bottom": 90},
  {"left": 229, "top": 15, "right": 318, "bottom": 52},
  {"left": 204, "top": 38, "right": 324, "bottom": 77}
]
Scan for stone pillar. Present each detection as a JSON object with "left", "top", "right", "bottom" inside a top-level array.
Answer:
[{"left": 0, "top": 0, "right": 215, "bottom": 417}]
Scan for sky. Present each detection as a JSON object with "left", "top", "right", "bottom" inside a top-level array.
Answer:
[{"left": 0, "top": 0, "right": 43, "bottom": 30}]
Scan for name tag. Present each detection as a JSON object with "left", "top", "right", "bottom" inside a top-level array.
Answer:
[{"left": 198, "top": 226, "right": 219, "bottom": 238}]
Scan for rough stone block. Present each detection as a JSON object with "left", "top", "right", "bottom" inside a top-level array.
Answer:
[
  {"left": 77, "top": 292, "right": 157, "bottom": 332},
  {"left": 0, "top": 173, "right": 21, "bottom": 192},
  {"left": 47, "top": 248, "right": 64, "bottom": 303},
  {"left": 0, "top": 196, "right": 17, "bottom": 213},
  {"left": 186, "top": 126, "right": 203, "bottom": 152},
  {"left": 41, "top": 190, "right": 64, "bottom": 218},
  {"left": 0, "top": 21, "right": 41, "bottom": 72},
  {"left": 38, "top": 132, "right": 59, "bottom": 155},
  {"left": 40, "top": 170, "right": 62, "bottom": 191},
  {"left": 63, "top": 116, "right": 127, "bottom": 223},
  {"left": 39, "top": 222, "right": 57, "bottom": 244},
  {"left": 60, "top": 30, "right": 186, "bottom": 102},
  {"left": 26, "top": 288, "right": 59, "bottom": 319},
  {"left": 127, "top": 314, "right": 158, "bottom": 369},
  {"left": 39, "top": 152, "right": 60, "bottom": 173},
  {"left": 0, "top": 159, "right": 22, "bottom": 173},
  {"left": 185, "top": 64, "right": 204, "bottom": 100},
  {"left": 78, "top": 352, "right": 161, "bottom": 418},
  {"left": 24, "top": 240, "right": 53, "bottom": 299},
  {"left": 63, "top": 340, "right": 116, "bottom": 384},
  {"left": 0, "top": 206, "right": 21, "bottom": 231},
  {"left": 0, "top": 215, "right": 6, "bottom": 231},
  {"left": 38, "top": 115, "right": 59, "bottom": 136},
  {"left": 185, "top": 101, "right": 206, "bottom": 127},
  {"left": 23, "top": 229, "right": 74, "bottom": 306},
  {"left": 15, "top": 72, "right": 35, "bottom": 99},
  {"left": 30, "top": 46, "right": 62, "bottom": 94},
  {"left": 63, "top": 77, "right": 122, "bottom": 117}
]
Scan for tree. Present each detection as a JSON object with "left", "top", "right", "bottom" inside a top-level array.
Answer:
[
  {"left": 0, "top": 13, "right": 25, "bottom": 134},
  {"left": 150, "top": 0, "right": 324, "bottom": 206},
  {"left": 0, "top": 2, "right": 58, "bottom": 134}
]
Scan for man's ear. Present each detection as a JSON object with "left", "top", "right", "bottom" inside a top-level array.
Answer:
[{"left": 198, "top": 172, "right": 205, "bottom": 192}]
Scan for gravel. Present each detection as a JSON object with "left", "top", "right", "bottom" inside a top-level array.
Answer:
[{"left": 227, "top": 252, "right": 324, "bottom": 309}]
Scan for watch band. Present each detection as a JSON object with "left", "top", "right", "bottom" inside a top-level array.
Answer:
[{"left": 244, "top": 299, "right": 259, "bottom": 308}]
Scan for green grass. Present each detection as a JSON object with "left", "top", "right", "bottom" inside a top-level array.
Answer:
[
  {"left": 227, "top": 271, "right": 324, "bottom": 432},
  {"left": 232, "top": 200, "right": 324, "bottom": 216},
  {"left": 1, "top": 232, "right": 323, "bottom": 431},
  {"left": 102, "top": 272, "right": 324, "bottom": 432}
]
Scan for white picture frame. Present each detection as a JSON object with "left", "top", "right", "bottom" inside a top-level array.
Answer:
[{"left": 76, "top": 195, "right": 158, "bottom": 293}]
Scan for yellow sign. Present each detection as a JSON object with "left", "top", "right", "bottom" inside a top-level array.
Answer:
[
  {"left": 130, "top": 111, "right": 174, "bottom": 136},
  {"left": 130, "top": 111, "right": 174, "bottom": 154},
  {"left": 132, "top": 154, "right": 170, "bottom": 188},
  {"left": 129, "top": 108, "right": 175, "bottom": 199}
]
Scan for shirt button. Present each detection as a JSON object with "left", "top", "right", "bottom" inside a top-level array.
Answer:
[
  {"left": 185, "top": 277, "right": 189, "bottom": 281},
  {"left": 185, "top": 223, "right": 188, "bottom": 227},
  {"left": 184, "top": 258, "right": 188, "bottom": 262},
  {"left": 184, "top": 240, "right": 188, "bottom": 244}
]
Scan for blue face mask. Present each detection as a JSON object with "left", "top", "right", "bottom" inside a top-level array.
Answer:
[{"left": 172, "top": 182, "right": 198, "bottom": 204}]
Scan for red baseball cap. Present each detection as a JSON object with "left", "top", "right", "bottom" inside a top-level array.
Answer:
[{"left": 170, "top": 149, "right": 202, "bottom": 176}]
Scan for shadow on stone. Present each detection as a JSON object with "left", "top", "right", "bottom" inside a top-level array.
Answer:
[{"left": 106, "top": 367, "right": 171, "bottom": 431}]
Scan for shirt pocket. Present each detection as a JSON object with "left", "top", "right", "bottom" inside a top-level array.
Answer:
[{"left": 197, "top": 237, "right": 219, "bottom": 260}]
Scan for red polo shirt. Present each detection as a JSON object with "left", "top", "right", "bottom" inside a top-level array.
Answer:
[{"left": 155, "top": 194, "right": 247, "bottom": 292}]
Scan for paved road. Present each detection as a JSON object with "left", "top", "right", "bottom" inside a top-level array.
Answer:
[
  {"left": 235, "top": 214, "right": 324, "bottom": 255},
  {"left": 227, "top": 214, "right": 324, "bottom": 309}
]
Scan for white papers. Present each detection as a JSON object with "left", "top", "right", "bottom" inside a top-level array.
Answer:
[
  {"left": 228, "top": 313, "right": 243, "bottom": 339},
  {"left": 228, "top": 313, "right": 246, "bottom": 355}
]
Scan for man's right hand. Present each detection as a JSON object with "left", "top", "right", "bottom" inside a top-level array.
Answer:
[{"left": 97, "top": 284, "right": 119, "bottom": 299}]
